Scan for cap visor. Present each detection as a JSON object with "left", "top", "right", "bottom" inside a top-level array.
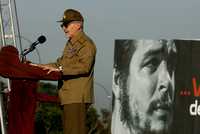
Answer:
[{"left": 56, "top": 20, "right": 64, "bottom": 23}]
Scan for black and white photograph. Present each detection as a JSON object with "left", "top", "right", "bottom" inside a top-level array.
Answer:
[{"left": 112, "top": 39, "right": 200, "bottom": 134}]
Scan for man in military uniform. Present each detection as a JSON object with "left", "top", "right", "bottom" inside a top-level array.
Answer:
[{"left": 33, "top": 9, "right": 96, "bottom": 134}]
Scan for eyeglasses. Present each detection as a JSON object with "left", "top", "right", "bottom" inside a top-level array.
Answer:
[
  {"left": 60, "top": 22, "right": 68, "bottom": 28},
  {"left": 60, "top": 20, "right": 79, "bottom": 28}
]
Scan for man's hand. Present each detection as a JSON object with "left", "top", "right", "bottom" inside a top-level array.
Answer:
[{"left": 30, "top": 63, "right": 61, "bottom": 74}]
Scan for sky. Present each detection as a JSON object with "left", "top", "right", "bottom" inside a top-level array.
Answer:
[{"left": 2, "top": 0, "right": 200, "bottom": 111}]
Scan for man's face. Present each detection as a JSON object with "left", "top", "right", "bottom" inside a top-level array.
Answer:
[
  {"left": 62, "top": 21, "right": 81, "bottom": 38},
  {"left": 125, "top": 40, "right": 176, "bottom": 133}
]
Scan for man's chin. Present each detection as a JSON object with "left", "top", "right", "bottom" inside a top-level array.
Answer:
[
  {"left": 137, "top": 112, "right": 172, "bottom": 134},
  {"left": 148, "top": 119, "right": 171, "bottom": 134}
]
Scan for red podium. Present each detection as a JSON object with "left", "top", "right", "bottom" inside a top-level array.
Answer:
[{"left": 0, "top": 45, "right": 61, "bottom": 134}]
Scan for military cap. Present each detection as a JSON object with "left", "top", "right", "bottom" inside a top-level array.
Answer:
[{"left": 57, "top": 9, "right": 84, "bottom": 24}]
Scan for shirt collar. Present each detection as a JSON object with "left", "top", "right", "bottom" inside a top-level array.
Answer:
[{"left": 70, "top": 30, "right": 84, "bottom": 45}]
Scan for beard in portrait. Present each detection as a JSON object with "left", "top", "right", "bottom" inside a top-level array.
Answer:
[{"left": 111, "top": 39, "right": 177, "bottom": 134}]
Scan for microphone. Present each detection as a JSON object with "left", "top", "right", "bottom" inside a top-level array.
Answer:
[
  {"left": 31, "top": 35, "right": 46, "bottom": 48},
  {"left": 21, "top": 35, "right": 46, "bottom": 57}
]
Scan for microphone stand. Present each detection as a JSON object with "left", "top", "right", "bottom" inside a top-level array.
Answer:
[
  {"left": 20, "top": 46, "right": 36, "bottom": 62},
  {"left": 20, "top": 35, "right": 46, "bottom": 62}
]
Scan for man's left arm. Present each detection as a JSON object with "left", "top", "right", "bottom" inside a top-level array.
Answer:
[{"left": 62, "top": 44, "right": 96, "bottom": 75}]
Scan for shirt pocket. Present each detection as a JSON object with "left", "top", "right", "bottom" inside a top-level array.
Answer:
[
  {"left": 64, "top": 41, "right": 85, "bottom": 62},
  {"left": 64, "top": 48, "right": 77, "bottom": 58}
]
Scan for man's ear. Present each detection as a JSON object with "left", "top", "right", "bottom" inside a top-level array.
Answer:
[
  {"left": 112, "top": 69, "right": 120, "bottom": 99},
  {"left": 76, "top": 21, "right": 82, "bottom": 30}
]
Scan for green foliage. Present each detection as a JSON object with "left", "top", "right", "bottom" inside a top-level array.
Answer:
[
  {"left": 37, "top": 82, "right": 57, "bottom": 95},
  {"left": 87, "top": 107, "right": 112, "bottom": 134},
  {"left": 100, "top": 108, "right": 111, "bottom": 124},
  {"left": 100, "top": 108, "right": 111, "bottom": 134},
  {"left": 35, "top": 103, "right": 63, "bottom": 134},
  {"left": 35, "top": 82, "right": 63, "bottom": 134},
  {"left": 35, "top": 82, "right": 111, "bottom": 134},
  {"left": 86, "top": 106, "right": 100, "bottom": 130}
]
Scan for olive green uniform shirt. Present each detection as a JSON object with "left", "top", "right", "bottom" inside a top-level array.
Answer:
[{"left": 49, "top": 31, "right": 96, "bottom": 105}]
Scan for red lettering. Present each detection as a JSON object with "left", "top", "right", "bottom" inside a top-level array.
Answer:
[{"left": 193, "top": 77, "right": 200, "bottom": 96}]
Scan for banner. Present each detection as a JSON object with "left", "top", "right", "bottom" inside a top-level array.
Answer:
[{"left": 112, "top": 39, "right": 200, "bottom": 134}]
